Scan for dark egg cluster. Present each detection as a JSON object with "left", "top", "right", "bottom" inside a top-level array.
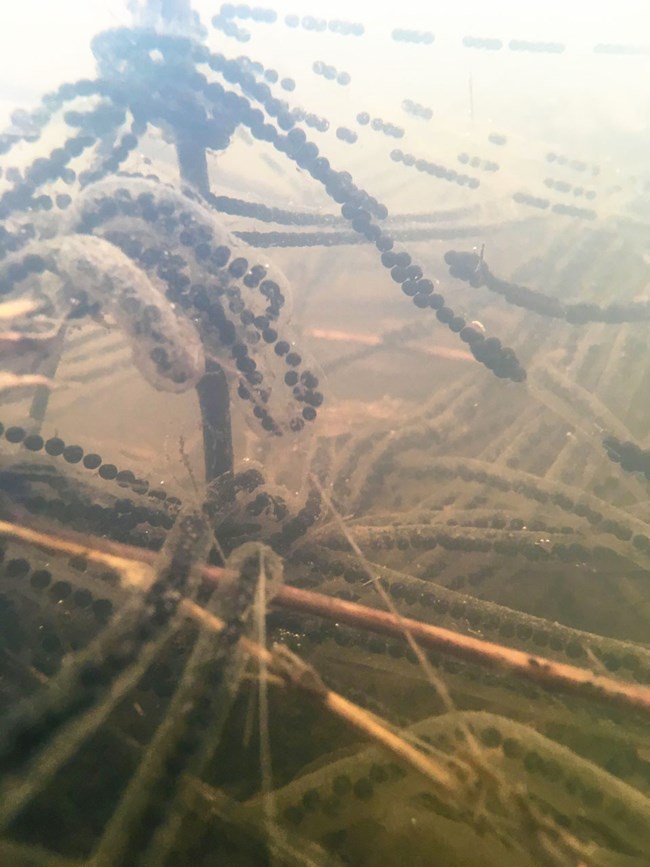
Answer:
[
  {"left": 0, "top": 544, "right": 115, "bottom": 681},
  {"left": 1, "top": 10, "right": 650, "bottom": 867},
  {"left": 444, "top": 250, "right": 650, "bottom": 325},
  {"left": 312, "top": 61, "right": 351, "bottom": 86},
  {"left": 603, "top": 436, "right": 650, "bottom": 481},
  {"left": 462, "top": 36, "right": 565, "bottom": 53},
  {"left": 594, "top": 43, "right": 650, "bottom": 55},
  {"left": 543, "top": 177, "right": 597, "bottom": 200},
  {"left": 401, "top": 99, "right": 433, "bottom": 121},
  {"left": 546, "top": 152, "right": 600, "bottom": 175},
  {"left": 75, "top": 179, "right": 324, "bottom": 435},
  {"left": 291, "top": 106, "right": 329, "bottom": 133},
  {"left": 0, "top": 420, "right": 168, "bottom": 496},
  {"left": 336, "top": 127, "right": 358, "bottom": 144},
  {"left": 211, "top": 4, "right": 278, "bottom": 44},
  {"left": 512, "top": 192, "right": 596, "bottom": 220},
  {"left": 0, "top": 19, "right": 531, "bottom": 430},
  {"left": 391, "top": 29, "right": 435, "bottom": 45},
  {"left": 285, "top": 14, "right": 364, "bottom": 36},
  {"left": 356, "top": 113, "right": 404, "bottom": 139},
  {"left": 218, "top": 3, "right": 277, "bottom": 22},
  {"left": 390, "top": 149, "right": 481, "bottom": 189},
  {"left": 462, "top": 36, "right": 503, "bottom": 51},
  {"left": 457, "top": 153, "right": 499, "bottom": 173}
]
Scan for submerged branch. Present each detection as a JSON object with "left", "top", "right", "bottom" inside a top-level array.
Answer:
[
  {"left": 182, "top": 599, "right": 459, "bottom": 796},
  {"left": 277, "top": 585, "right": 650, "bottom": 716},
  {"left": 1, "top": 518, "right": 649, "bottom": 718}
]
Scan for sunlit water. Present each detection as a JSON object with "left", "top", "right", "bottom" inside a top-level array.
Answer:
[{"left": 0, "top": 2, "right": 649, "bottom": 865}]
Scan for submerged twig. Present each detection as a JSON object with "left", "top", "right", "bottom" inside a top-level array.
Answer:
[
  {"left": 1, "top": 517, "right": 649, "bottom": 716},
  {"left": 0, "top": 518, "right": 155, "bottom": 590},
  {"left": 182, "top": 598, "right": 459, "bottom": 795},
  {"left": 0, "top": 372, "right": 55, "bottom": 392}
]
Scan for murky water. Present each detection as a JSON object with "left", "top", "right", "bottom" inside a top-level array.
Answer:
[{"left": 1, "top": 2, "right": 650, "bottom": 865}]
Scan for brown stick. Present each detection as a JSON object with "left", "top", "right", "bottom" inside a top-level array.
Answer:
[
  {"left": 0, "top": 519, "right": 156, "bottom": 590},
  {"left": 2, "top": 519, "right": 649, "bottom": 716},
  {"left": 182, "top": 599, "right": 458, "bottom": 794},
  {"left": 276, "top": 584, "right": 650, "bottom": 715}
]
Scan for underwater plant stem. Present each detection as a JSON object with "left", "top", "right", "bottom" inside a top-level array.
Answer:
[
  {"left": 324, "top": 691, "right": 457, "bottom": 793},
  {"left": 255, "top": 557, "right": 278, "bottom": 838},
  {"left": 176, "top": 138, "right": 210, "bottom": 197},
  {"left": 278, "top": 585, "right": 650, "bottom": 716},
  {"left": 181, "top": 599, "right": 458, "bottom": 794},
  {"left": 195, "top": 359, "right": 234, "bottom": 482},
  {"left": 3, "top": 519, "right": 649, "bottom": 717},
  {"left": 28, "top": 327, "right": 64, "bottom": 430},
  {"left": 0, "top": 519, "right": 155, "bottom": 590}
]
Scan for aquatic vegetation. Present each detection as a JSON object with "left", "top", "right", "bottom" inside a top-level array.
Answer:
[{"left": 1, "top": 2, "right": 650, "bottom": 865}]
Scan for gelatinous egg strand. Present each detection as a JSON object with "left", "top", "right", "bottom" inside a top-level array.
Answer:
[
  {"left": 71, "top": 176, "right": 325, "bottom": 435},
  {"left": 445, "top": 249, "right": 650, "bottom": 325},
  {"left": 0, "top": 233, "right": 205, "bottom": 392}
]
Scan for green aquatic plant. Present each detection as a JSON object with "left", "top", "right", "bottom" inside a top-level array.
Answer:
[{"left": 1, "top": 3, "right": 650, "bottom": 866}]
